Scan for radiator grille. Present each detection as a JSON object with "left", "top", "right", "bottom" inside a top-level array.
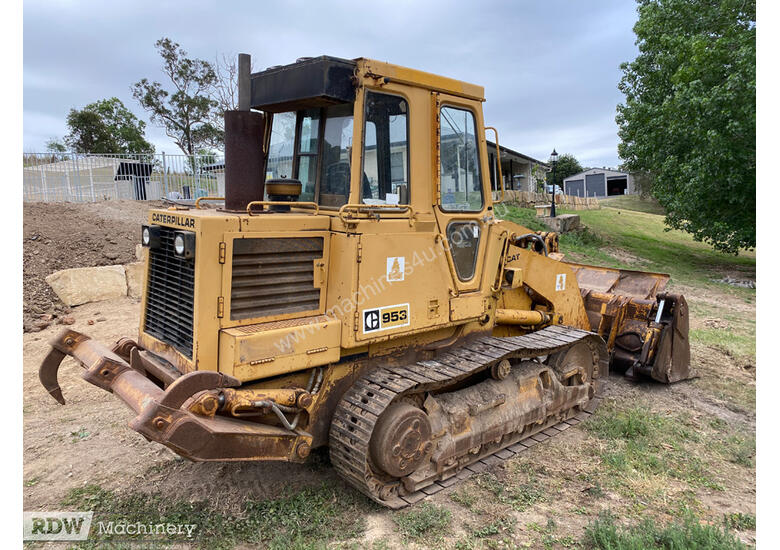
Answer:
[
  {"left": 231, "top": 237, "right": 323, "bottom": 320},
  {"left": 143, "top": 228, "right": 195, "bottom": 358}
]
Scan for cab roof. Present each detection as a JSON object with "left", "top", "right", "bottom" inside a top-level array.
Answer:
[{"left": 249, "top": 55, "right": 484, "bottom": 112}]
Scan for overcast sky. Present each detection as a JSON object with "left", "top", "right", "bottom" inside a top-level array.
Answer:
[{"left": 23, "top": 0, "right": 639, "bottom": 168}]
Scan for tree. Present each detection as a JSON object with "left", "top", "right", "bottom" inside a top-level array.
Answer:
[
  {"left": 64, "top": 98, "right": 154, "bottom": 154},
  {"left": 208, "top": 53, "right": 254, "bottom": 139},
  {"left": 45, "top": 138, "right": 67, "bottom": 153},
  {"left": 131, "top": 38, "right": 220, "bottom": 157},
  {"left": 616, "top": 0, "right": 755, "bottom": 253},
  {"left": 545, "top": 153, "right": 583, "bottom": 190}
]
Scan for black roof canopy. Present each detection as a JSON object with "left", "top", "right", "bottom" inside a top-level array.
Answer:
[{"left": 250, "top": 56, "right": 357, "bottom": 113}]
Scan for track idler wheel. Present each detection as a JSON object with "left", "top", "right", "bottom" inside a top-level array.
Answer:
[
  {"left": 547, "top": 341, "right": 597, "bottom": 398},
  {"left": 370, "top": 402, "right": 433, "bottom": 478}
]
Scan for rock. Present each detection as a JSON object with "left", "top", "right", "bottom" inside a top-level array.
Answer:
[
  {"left": 125, "top": 262, "right": 145, "bottom": 299},
  {"left": 38, "top": 314, "right": 53, "bottom": 322},
  {"left": 104, "top": 251, "right": 120, "bottom": 261},
  {"left": 540, "top": 214, "right": 581, "bottom": 233},
  {"left": 135, "top": 244, "right": 148, "bottom": 262},
  {"left": 87, "top": 319, "right": 94, "bottom": 325},
  {"left": 96, "top": 317, "right": 107, "bottom": 322},
  {"left": 45, "top": 265, "right": 128, "bottom": 306},
  {"left": 33, "top": 320, "right": 50, "bottom": 330},
  {"left": 59, "top": 316, "right": 75, "bottom": 325}
]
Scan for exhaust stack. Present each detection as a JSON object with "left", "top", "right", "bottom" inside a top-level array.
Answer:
[{"left": 224, "top": 53, "right": 267, "bottom": 212}]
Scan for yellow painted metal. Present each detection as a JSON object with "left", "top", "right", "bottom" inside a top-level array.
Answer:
[
  {"left": 495, "top": 309, "right": 548, "bottom": 326},
  {"left": 219, "top": 316, "right": 341, "bottom": 382},
  {"left": 485, "top": 126, "right": 505, "bottom": 204},
  {"left": 195, "top": 196, "right": 225, "bottom": 209},
  {"left": 246, "top": 201, "right": 320, "bottom": 215},
  {"left": 120, "top": 57, "right": 690, "bottom": 466}
]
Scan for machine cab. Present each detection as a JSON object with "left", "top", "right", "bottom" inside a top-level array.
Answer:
[{"left": 247, "top": 57, "right": 507, "bottom": 349}]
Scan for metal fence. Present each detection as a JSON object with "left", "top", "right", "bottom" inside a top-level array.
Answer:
[{"left": 22, "top": 152, "right": 226, "bottom": 203}]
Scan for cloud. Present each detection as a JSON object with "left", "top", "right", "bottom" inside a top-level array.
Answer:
[{"left": 23, "top": 0, "right": 639, "bottom": 166}]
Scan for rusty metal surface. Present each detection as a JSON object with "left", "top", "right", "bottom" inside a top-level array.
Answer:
[
  {"left": 224, "top": 110, "right": 266, "bottom": 212},
  {"left": 329, "top": 325, "right": 607, "bottom": 508},
  {"left": 579, "top": 287, "right": 693, "bottom": 384},
  {"left": 38, "top": 329, "right": 311, "bottom": 462},
  {"left": 568, "top": 262, "right": 669, "bottom": 300}
]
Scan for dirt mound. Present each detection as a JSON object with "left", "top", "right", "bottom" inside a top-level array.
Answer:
[{"left": 22, "top": 200, "right": 160, "bottom": 332}]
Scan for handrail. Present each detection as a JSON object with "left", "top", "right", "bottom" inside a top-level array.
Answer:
[
  {"left": 337, "top": 203, "right": 414, "bottom": 224},
  {"left": 485, "top": 126, "right": 505, "bottom": 204},
  {"left": 246, "top": 201, "right": 320, "bottom": 216},
  {"left": 194, "top": 196, "right": 225, "bottom": 209}
]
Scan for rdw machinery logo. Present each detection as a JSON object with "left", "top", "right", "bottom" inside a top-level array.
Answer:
[{"left": 23, "top": 511, "right": 93, "bottom": 541}]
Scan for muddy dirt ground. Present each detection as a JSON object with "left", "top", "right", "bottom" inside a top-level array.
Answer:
[
  {"left": 22, "top": 201, "right": 161, "bottom": 332},
  {"left": 21, "top": 202, "right": 756, "bottom": 548}
]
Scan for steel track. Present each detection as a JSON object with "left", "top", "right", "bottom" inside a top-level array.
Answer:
[{"left": 329, "top": 325, "right": 607, "bottom": 508}]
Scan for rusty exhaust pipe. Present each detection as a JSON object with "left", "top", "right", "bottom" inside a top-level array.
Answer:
[{"left": 224, "top": 53, "right": 268, "bottom": 212}]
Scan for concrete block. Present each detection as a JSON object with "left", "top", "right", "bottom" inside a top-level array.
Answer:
[
  {"left": 135, "top": 244, "right": 148, "bottom": 262},
  {"left": 45, "top": 265, "right": 128, "bottom": 306},
  {"left": 540, "top": 214, "right": 580, "bottom": 233},
  {"left": 125, "top": 262, "right": 146, "bottom": 299}
]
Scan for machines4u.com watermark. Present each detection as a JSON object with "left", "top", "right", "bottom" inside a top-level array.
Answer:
[{"left": 24, "top": 511, "right": 198, "bottom": 541}]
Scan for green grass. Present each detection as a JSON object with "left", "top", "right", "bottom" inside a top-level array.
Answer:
[
  {"left": 599, "top": 195, "right": 666, "bottom": 215},
  {"left": 584, "top": 511, "right": 750, "bottom": 549},
  {"left": 62, "top": 482, "right": 371, "bottom": 549},
  {"left": 586, "top": 403, "right": 725, "bottom": 492},
  {"left": 474, "top": 471, "right": 546, "bottom": 512},
  {"left": 723, "top": 512, "right": 756, "bottom": 531},
  {"left": 393, "top": 502, "right": 451, "bottom": 542}
]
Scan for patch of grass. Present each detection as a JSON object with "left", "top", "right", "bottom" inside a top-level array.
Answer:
[
  {"left": 450, "top": 486, "right": 478, "bottom": 509},
  {"left": 62, "top": 482, "right": 370, "bottom": 549},
  {"left": 471, "top": 515, "right": 516, "bottom": 538},
  {"left": 723, "top": 512, "right": 756, "bottom": 531},
  {"left": 24, "top": 476, "right": 41, "bottom": 487},
  {"left": 723, "top": 435, "right": 756, "bottom": 467},
  {"left": 586, "top": 404, "right": 722, "bottom": 491},
  {"left": 584, "top": 510, "right": 749, "bottom": 549},
  {"left": 70, "top": 427, "right": 90, "bottom": 442},
  {"left": 599, "top": 195, "right": 666, "bottom": 215},
  {"left": 475, "top": 472, "right": 546, "bottom": 511},
  {"left": 690, "top": 328, "right": 756, "bottom": 358},
  {"left": 393, "top": 502, "right": 451, "bottom": 542}
]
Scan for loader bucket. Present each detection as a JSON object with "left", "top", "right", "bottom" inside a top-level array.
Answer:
[{"left": 567, "top": 263, "right": 693, "bottom": 383}]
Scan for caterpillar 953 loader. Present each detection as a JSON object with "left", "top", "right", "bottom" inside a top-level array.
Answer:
[{"left": 38, "top": 55, "right": 692, "bottom": 508}]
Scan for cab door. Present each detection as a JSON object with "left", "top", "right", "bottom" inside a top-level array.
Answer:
[{"left": 433, "top": 95, "right": 492, "bottom": 311}]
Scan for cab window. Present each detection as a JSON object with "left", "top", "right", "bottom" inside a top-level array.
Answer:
[
  {"left": 319, "top": 103, "right": 354, "bottom": 207},
  {"left": 361, "top": 92, "right": 409, "bottom": 205},
  {"left": 439, "top": 106, "right": 484, "bottom": 212},
  {"left": 266, "top": 111, "right": 296, "bottom": 181}
]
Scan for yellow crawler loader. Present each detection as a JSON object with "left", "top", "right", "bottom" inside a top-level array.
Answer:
[{"left": 38, "top": 55, "right": 692, "bottom": 508}]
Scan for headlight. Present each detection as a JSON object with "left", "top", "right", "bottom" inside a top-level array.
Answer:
[
  {"left": 173, "top": 231, "right": 195, "bottom": 259},
  {"left": 141, "top": 225, "right": 161, "bottom": 248}
]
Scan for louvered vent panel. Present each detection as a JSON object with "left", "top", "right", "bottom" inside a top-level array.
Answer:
[
  {"left": 143, "top": 227, "right": 195, "bottom": 359},
  {"left": 231, "top": 237, "right": 323, "bottom": 320}
]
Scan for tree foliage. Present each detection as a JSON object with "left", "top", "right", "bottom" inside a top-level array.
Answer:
[
  {"left": 546, "top": 153, "right": 583, "bottom": 190},
  {"left": 64, "top": 97, "right": 154, "bottom": 154},
  {"left": 616, "top": 0, "right": 755, "bottom": 253},
  {"left": 131, "top": 38, "right": 220, "bottom": 156}
]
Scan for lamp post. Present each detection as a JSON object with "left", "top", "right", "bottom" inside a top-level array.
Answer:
[{"left": 550, "top": 149, "right": 559, "bottom": 217}]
